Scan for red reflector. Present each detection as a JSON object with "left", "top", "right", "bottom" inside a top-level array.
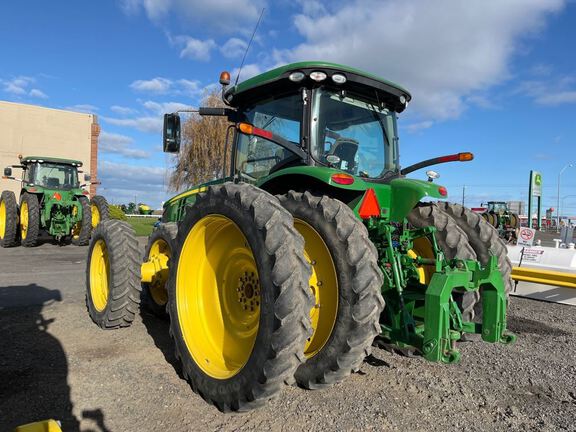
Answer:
[
  {"left": 358, "top": 188, "right": 381, "bottom": 219},
  {"left": 53, "top": 192, "right": 62, "bottom": 201},
  {"left": 438, "top": 186, "right": 448, "bottom": 197},
  {"left": 82, "top": 191, "right": 89, "bottom": 195},
  {"left": 438, "top": 154, "right": 460, "bottom": 163},
  {"left": 331, "top": 173, "right": 354, "bottom": 185},
  {"left": 28, "top": 187, "right": 37, "bottom": 192}
]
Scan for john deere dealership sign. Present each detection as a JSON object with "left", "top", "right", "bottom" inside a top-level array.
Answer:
[{"left": 531, "top": 171, "right": 542, "bottom": 197}]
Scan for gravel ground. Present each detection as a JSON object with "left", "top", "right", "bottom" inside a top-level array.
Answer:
[{"left": 1, "top": 243, "right": 575, "bottom": 431}]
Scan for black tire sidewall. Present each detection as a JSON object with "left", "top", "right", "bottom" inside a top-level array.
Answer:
[{"left": 86, "top": 224, "right": 115, "bottom": 325}]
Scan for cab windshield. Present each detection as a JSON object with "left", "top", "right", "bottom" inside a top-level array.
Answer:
[
  {"left": 311, "top": 88, "right": 399, "bottom": 178},
  {"left": 26, "top": 163, "right": 79, "bottom": 190}
]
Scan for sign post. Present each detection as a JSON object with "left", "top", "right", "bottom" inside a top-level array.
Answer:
[{"left": 528, "top": 170, "right": 543, "bottom": 229}]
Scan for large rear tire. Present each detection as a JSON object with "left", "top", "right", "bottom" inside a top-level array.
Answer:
[
  {"left": 90, "top": 195, "right": 110, "bottom": 229},
  {"left": 86, "top": 220, "right": 141, "bottom": 328},
  {"left": 167, "top": 183, "right": 313, "bottom": 412},
  {"left": 141, "top": 222, "right": 178, "bottom": 319},
  {"left": 408, "top": 203, "right": 479, "bottom": 321},
  {"left": 436, "top": 202, "right": 513, "bottom": 312},
  {"left": 71, "top": 196, "right": 91, "bottom": 246},
  {"left": 0, "top": 190, "right": 19, "bottom": 247},
  {"left": 278, "top": 191, "right": 384, "bottom": 389},
  {"left": 20, "top": 193, "right": 40, "bottom": 247}
]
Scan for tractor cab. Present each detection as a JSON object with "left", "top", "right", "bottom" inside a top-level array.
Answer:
[
  {"left": 163, "top": 62, "right": 411, "bottom": 183},
  {"left": 18, "top": 156, "right": 84, "bottom": 190}
]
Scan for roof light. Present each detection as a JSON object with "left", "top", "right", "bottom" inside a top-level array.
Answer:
[
  {"left": 438, "top": 186, "right": 448, "bottom": 197},
  {"left": 219, "top": 71, "right": 231, "bottom": 86},
  {"left": 332, "top": 73, "right": 346, "bottom": 84},
  {"left": 289, "top": 71, "right": 305, "bottom": 82},
  {"left": 358, "top": 189, "right": 381, "bottom": 219},
  {"left": 399, "top": 95, "right": 407, "bottom": 104},
  {"left": 309, "top": 71, "right": 327, "bottom": 82},
  {"left": 331, "top": 173, "right": 354, "bottom": 185}
]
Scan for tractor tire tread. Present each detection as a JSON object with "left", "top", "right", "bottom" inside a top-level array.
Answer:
[
  {"left": 72, "top": 196, "right": 92, "bottom": 246},
  {"left": 20, "top": 193, "right": 40, "bottom": 247},
  {"left": 0, "top": 190, "right": 19, "bottom": 247},
  {"left": 279, "top": 191, "right": 384, "bottom": 390}
]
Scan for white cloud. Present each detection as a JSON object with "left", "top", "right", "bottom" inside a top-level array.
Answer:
[
  {"left": 97, "top": 160, "right": 169, "bottom": 207},
  {"left": 277, "top": 0, "right": 565, "bottom": 121},
  {"left": 2, "top": 76, "right": 49, "bottom": 99},
  {"left": 404, "top": 120, "right": 434, "bottom": 133},
  {"left": 130, "top": 77, "right": 172, "bottom": 93},
  {"left": 221, "top": 38, "right": 248, "bottom": 59},
  {"left": 231, "top": 63, "right": 263, "bottom": 84},
  {"left": 99, "top": 131, "right": 150, "bottom": 159},
  {"left": 170, "top": 36, "right": 216, "bottom": 61},
  {"left": 65, "top": 104, "right": 98, "bottom": 113},
  {"left": 29, "top": 89, "right": 48, "bottom": 99},
  {"left": 101, "top": 115, "right": 163, "bottom": 134},
  {"left": 177, "top": 79, "right": 202, "bottom": 96},
  {"left": 120, "top": 0, "right": 265, "bottom": 32},
  {"left": 110, "top": 105, "right": 137, "bottom": 115},
  {"left": 142, "top": 100, "right": 192, "bottom": 114},
  {"left": 517, "top": 76, "right": 576, "bottom": 106}
]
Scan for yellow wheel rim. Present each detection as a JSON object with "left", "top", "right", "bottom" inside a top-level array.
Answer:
[
  {"left": 89, "top": 239, "right": 110, "bottom": 312},
  {"left": 295, "top": 219, "right": 338, "bottom": 359},
  {"left": 91, "top": 204, "right": 100, "bottom": 228},
  {"left": 409, "top": 237, "right": 435, "bottom": 284},
  {"left": 0, "top": 200, "right": 6, "bottom": 239},
  {"left": 71, "top": 206, "right": 80, "bottom": 239},
  {"left": 20, "top": 201, "right": 29, "bottom": 240},
  {"left": 148, "top": 238, "right": 170, "bottom": 306},
  {"left": 177, "top": 215, "right": 260, "bottom": 379}
]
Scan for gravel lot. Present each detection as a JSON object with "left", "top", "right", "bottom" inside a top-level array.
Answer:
[{"left": 1, "top": 241, "right": 575, "bottom": 431}]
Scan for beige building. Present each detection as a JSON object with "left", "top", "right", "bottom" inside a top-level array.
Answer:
[{"left": 0, "top": 101, "right": 100, "bottom": 198}]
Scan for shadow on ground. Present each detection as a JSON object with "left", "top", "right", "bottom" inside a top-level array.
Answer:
[{"left": 0, "top": 284, "right": 110, "bottom": 431}]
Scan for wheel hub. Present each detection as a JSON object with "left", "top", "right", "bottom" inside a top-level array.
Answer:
[{"left": 237, "top": 271, "right": 260, "bottom": 312}]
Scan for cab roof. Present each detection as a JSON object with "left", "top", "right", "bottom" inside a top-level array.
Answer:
[
  {"left": 20, "top": 156, "right": 83, "bottom": 167},
  {"left": 224, "top": 61, "right": 412, "bottom": 112}
]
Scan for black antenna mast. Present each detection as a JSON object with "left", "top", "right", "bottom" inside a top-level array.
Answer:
[{"left": 235, "top": 8, "right": 265, "bottom": 86}]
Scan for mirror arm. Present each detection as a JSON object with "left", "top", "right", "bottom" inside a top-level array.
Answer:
[{"left": 400, "top": 153, "right": 473, "bottom": 176}]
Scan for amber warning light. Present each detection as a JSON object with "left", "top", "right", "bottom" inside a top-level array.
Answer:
[{"left": 219, "top": 71, "right": 231, "bottom": 86}]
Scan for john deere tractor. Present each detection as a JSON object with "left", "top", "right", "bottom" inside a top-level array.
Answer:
[
  {"left": 0, "top": 156, "right": 109, "bottom": 247},
  {"left": 85, "top": 62, "right": 515, "bottom": 411},
  {"left": 480, "top": 201, "right": 520, "bottom": 244}
]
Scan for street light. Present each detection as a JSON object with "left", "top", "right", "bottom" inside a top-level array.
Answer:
[{"left": 557, "top": 163, "right": 574, "bottom": 231}]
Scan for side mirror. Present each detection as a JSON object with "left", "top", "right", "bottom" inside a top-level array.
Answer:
[
  {"left": 84, "top": 174, "right": 91, "bottom": 181},
  {"left": 4, "top": 167, "right": 12, "bottom": 176},
  {"left": 163, "top": 113, "right": 181, "bottom": 153}
]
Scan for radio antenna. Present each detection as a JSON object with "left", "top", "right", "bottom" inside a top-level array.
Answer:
[{"left": 234, "top": 8, "right": 265, "bottom": 86}]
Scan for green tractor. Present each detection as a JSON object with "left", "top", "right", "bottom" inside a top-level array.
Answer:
[
  {"left": 85, "top": 62, "right": 515, "bottom": 411},
  {"left": 480, "top": 201, "right": 520, "bottom": 244},
  {"left": 0, "top": 156, "right": 110, "bottom": 247}
]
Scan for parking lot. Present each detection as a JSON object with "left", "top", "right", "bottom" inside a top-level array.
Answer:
[{"left": 1, "top": 240, "right": 575, "bottom": 431}]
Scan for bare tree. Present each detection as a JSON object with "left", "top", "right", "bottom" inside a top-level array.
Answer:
[{"left": 169, "top": 89, "right": 232, "bottom": 191}]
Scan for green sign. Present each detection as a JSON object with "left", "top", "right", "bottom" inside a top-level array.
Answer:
[{"left": 531, "top": 171, "right": 542, "bottom": 197}]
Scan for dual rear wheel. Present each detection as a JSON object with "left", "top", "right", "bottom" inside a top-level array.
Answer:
[{"left": 86, "top": 183, "right": 385, "bottom": 411}]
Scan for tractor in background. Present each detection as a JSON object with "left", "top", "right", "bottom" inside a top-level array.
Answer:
[
  {"left": 478, "top": 201, "right": 520, "bottom": 244},
  {"left": 85, "top": 62, "right": 515, "bottom": 412},
  {"left": 0, "top": 156, "right": 109, "bottom": 247}
]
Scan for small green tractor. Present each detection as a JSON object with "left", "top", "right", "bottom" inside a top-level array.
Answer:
[
  {"left": 480, "top": 201, "right": 520, "bottom": 244},
  {"left": 85, "top": 62, "right": 515, "bottom": 411},
  {"left": 0, "top": 156, "right": 109, "bottom": 247}
]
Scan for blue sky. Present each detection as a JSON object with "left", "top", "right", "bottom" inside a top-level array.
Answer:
[{"left": 1, "top": 0, "right": 576, "bottom": 215}]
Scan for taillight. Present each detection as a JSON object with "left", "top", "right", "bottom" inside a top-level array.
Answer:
[
  {"left": 331, "top": 173, "right": 354, "bottom": 185},
  {"left": 358, "top": 188, "right": 381, "bottom": 219}
]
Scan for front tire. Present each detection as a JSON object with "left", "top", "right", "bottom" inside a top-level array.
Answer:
[
  {"left": 90, "top": 195, "right": 110, "bottom": 228},
  {"left": 0, "top": 190, "right": 19, "bottom": 247},
  {"left": 86, "top": 220, "right": 141, "bottom": 328},
  {"left": 71, "top": 197, "right": 91, "bottom": 246},
  {"left": 167, "top": 183, "right": 313, "bottom": 412},
  {"left": 141, "top": 222, "right": 177, "bottom": 319},
  {"left": 278, "top": 191, "right": 384, "bottom": 389},
  {"left": 20, "top": 193, "right": 40, "bottom": 247}
]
